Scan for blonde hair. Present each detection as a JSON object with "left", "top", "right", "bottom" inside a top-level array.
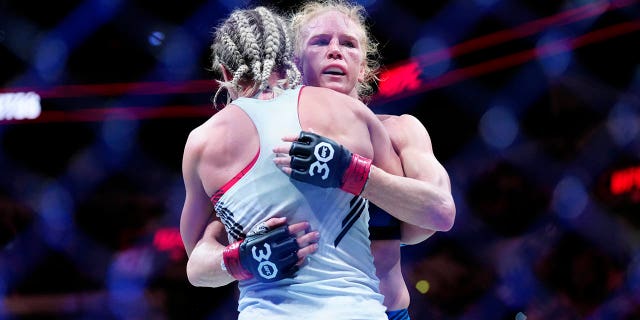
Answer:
[
  {"left": 291, "top": 0, "right": 380, "bottom": 100},
  {"left": 211, "top": 6, "right": 302, "bottom": 106}
]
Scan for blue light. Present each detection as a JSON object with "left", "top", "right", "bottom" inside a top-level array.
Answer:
[
  {"left": 536, "top": 30, "right": 572, "bottom": 77},
  {"left": 34, "top": 37, "right": 69, "bottom": 82},
  {"left": 552, "top": 176, "right": 588, "bottom": 219},
  {"left": 473, "top": 0, "right": 500, "bottom": 8},
  {"left": 607, "top": 100, "right": 639, "bottom": 146},
  {"left": 38, "top": 182, "right": 75, "bottom": 248},
  {"left": 148, "top": 31, "right": 165, "bottom": 47},
  {"left": 159, "top": 29, "right": 199, "bottom": 80},
  {"left": 411, "top": 36, "right": 451, "bottom": 80},
  {"left": 218, "top": 0, "right": 251, "bottom": 11},
  {"left": 479, "top": 106, "right": 519, "bottom": 149}
]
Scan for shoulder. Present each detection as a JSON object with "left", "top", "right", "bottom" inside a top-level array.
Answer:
[
  {"left": 378, "top": 114, "right": 424, "bottom": 129},
  {"left": 377, "top": 114, "right": 431, "bottom": 151},
  {"left": 185, "top": 108, "right": 231, "bottom": 149},
  {"left": 184, "top": 106, "right": 248, "bottom": 164},
  {"left": 302, "top": 86, "right": 365, "bottom": 108},
  {"left": 380, "top": 114, "right": 429, "bottom": 136}
]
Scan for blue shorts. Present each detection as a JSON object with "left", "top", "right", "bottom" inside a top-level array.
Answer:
[
  {"left": 369, "top": 203, "right": 401, "bottom": 240},
  {"left": 386, "top": 308, "right": 410, "bottom": 320}
]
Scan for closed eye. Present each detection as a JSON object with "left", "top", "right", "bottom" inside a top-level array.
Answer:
[
  {"left": 342, "top": 40, "right": 356, "bottom": 48},
  {"left": 309, "top": 37, "right": 330, "bottom": 46}
]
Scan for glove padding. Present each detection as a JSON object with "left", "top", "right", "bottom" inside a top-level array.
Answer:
[
  {"left": 223, "top": 224, "right": 299, "bottom": 282},
  {"left": 289, "top": 131, "right": 371, "bottom": 195}
]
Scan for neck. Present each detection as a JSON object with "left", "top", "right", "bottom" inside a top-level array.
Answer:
[{"left": 240, "top": 73, "right": 287, "bottom": 100}]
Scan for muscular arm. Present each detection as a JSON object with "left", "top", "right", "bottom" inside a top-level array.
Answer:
[
  {"left": 180, "top": 127, "right": 235, "bottom": 287},
  {"left": 361, "top": 114, "right": 455, "bottom": 236},
  {"left": 186, "top": 218, "right": 236, "bottom": 287}
]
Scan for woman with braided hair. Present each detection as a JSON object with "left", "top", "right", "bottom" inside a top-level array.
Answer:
[{"left": 180, "top": 6, "right": 403, "bottom": 319}]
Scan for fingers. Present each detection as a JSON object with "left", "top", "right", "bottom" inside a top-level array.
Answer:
[
  {"left": 273, "top": 142, "right": 293, "bottom": 155},
  {"left": 263, "top": 216, "right": 287, "bottom": 229},
  {"left": 273, "top": 154, "right": 292, "bottom": 166},
  {"left": 272, "top": 134, "right": 303, "bottom": 174},
  {"left": 287, "top": 221, "right": 319, "bottom": 263},
  {"left": 296, "top": 230, "right": 319, "bottom": 247},
  {"left": 282, "top": 134, "right": 299, "bottom": 142},
  {"left": 273, "top": 156, "right": 293, "bottom": 176},
  {"left": 296, "top": 243, "right": 318, "bottom": 265},
  {"left": 287, "top": 221, "right": 310, "bottom": 234},
  {"left": 296, "top": 231, "right": 319, "bottom": 264}
]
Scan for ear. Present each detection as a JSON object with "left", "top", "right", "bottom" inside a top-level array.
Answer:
[
  {"left": 293, "top": 56, "right": 303, "bottom": 74},
  {"left": 357, "top": 61, "right": 366, "bottom": 82},
  {"left": 220, "top": 64, "right": 233, "bottom": 82}
]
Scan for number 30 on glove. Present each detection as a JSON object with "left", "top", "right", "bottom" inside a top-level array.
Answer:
[
  {"left": 289, "top": 131, "right": 372, "bottom": 196},
  {"left": 222, "top": 225, "right": 300, "bottom": 283}
]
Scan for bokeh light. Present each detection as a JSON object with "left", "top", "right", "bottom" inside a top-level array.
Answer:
[{"left": 0, "top": 1, "right": 638, "bottom": 319}]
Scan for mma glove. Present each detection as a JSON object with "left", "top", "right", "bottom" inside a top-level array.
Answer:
[
  {"left": 289, "top": 131, "right": 372, "bottom": 195},
  {"left": 222, "top": 224, "right": 299, "bottom": 282}
]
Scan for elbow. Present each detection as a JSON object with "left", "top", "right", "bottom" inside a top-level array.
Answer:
[
  {"left": 185, "top": 258, "right": 203, "bottom": 287},
  {"left": 438, "top": 199, "right": 456, "bottom": 231},
  {"left": 422, "top": 196, "right": 456, "bottom": 231}
]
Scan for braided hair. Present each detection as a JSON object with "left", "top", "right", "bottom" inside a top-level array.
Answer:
[{"left": 211, "top": 6, "right": 302, "bottom": 107}]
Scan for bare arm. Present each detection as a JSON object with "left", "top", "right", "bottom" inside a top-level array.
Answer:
[
  {"left": 186, "top": 218, "right": 236, "bottom": 287},
  {"left": 179, "top": 128, "right": 234, "bottom": 287},
  {"left": 180, "top": 128, "right": 216, "bottom": 256},
  {"left": 186, "top": 216, "right": 320, "bottom": 287},
  {"left": 361, "top": 114, "right": 455, "bottom": 235}
]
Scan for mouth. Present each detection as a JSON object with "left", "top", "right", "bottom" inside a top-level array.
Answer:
[{"left": 322, "top": 67, "right": 345, "bottom": 76}]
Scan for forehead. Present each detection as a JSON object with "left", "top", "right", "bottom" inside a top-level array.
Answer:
[{"left": 303, "top": 10, "right": 364, "bottom": 40}]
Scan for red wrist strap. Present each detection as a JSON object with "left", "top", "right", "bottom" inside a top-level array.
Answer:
[
  {"left": 223, "top": 240, "right": 253, "bottom": 280},
  {"left": 341, "top": 153, "right": 372, "bottom": 195}
]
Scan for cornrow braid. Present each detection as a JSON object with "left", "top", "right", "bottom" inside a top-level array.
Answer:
[
  {"left": 210, "top": 6, "right": 302, "bottom": 107},
  {"left": 274, "top": 14, "right": 301, "bottom": 87},
  {"left": 255, "top": 6, "right": 280, "bottom": 90},
  {"left": 231, "top": 11, "right": 262, "bottom": 85},
  {"left": 220, "top": 33, "right": 245, "bottom": 69}
]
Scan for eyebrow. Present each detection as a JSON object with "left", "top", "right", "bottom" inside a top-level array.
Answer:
[{"left": 308, "top": 33, "right": 360, "bottom": 44}]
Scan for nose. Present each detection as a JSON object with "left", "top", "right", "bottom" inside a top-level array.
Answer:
[{"left": 327, "top": 40, "right": 342, "bottom": 59}]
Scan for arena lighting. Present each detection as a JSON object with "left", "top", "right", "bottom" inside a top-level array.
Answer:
[
  {"left": 1, "top": 0, "right": 630, "bottom": 100},
  {"left": 610, "top": 165, "right": 640, "bottom": 196},
  {"left": 1, "top": 20, "right": 637, "bottom": 124},
  {"left": 381, "top": 0, "right": 617, "bottom": 72},
  {"left": 0, "top": 80, "right": 215, "bottom": 99},
  {"left": 373, "top": 20, "right": 640, "bottom": 103},
  {"left": 152, "top": 227, "right": 185, "bottom": 261},
  {"left": 0, "top": 104, "right": 214, "bottom": 124},
  {"left": 0, "top": 0, "right": 636, "bottom": 122},
  {"left": 0, "top": 92, "right": 41, "bottom": 120}
]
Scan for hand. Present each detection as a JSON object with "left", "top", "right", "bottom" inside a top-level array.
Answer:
[
  {"left": 273, "top": 131, "right": 371, "bottom": 195},
  {"left": 223, "top": 217, "right": 319, "bottom": 282}
]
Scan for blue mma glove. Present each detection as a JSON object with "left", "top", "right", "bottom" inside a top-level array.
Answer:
[
  {"left": 223, "top": 224, "right": 299, "bottom": 282},
  {"left": 289, "top": 131, "right": 371, "bottom": 195}
]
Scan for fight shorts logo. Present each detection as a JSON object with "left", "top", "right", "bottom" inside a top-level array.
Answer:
[
  {"left": 309, "top": 142, "right": 334, "bottom": 180},
  {"left": 252, "top": 243, "right": 278, "bottom": 280}
]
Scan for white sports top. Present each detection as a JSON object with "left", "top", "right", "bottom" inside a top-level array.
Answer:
[{"left": 211, "top": 86, "right": 386, "bottom": 320}]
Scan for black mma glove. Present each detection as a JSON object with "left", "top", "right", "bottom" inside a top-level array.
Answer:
[
  {"left": 289, "top": 131, "right": 372, "bottom": 195},
  {"left": 222, "top": 224, "right": 299, "bottom": 282}
]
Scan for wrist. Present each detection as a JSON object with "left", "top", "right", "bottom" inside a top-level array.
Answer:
[
  {"left": 222, "top": 240, "right": 253, "bottom": 280},
  {"left": 341, "top": 153, "right": 372, "bottom": 195}
]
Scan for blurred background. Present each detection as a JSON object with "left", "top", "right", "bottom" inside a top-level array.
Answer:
[{"left": 1, "top": 0, "right": 639, "bottom": 319}]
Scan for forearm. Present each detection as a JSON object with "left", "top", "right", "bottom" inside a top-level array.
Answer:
[
  {"left": 185, "top": 221, "right": 236, "bottom": 288},
  {"left": 361, "top": 165, "right": 455, "bottom": 231},
  {"left": 186, "top": 240, "right": 235, "bottom": 287},
  {"left": 401, "top": 223, "right": 436, "bottom": 245}
]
